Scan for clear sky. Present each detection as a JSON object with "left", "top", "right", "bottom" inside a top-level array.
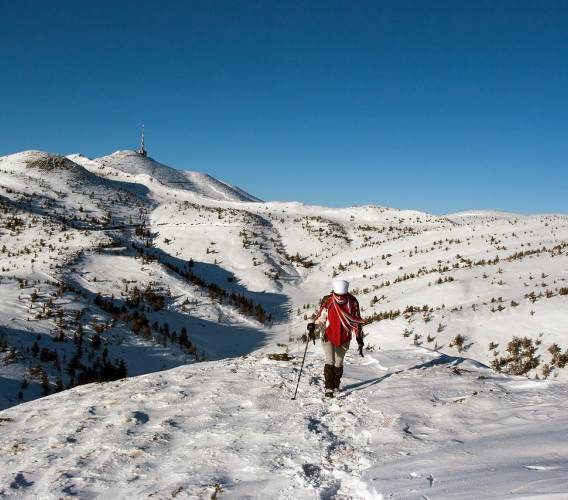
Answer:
[{"left": 1, "top": 1, "right": 567, "bottom": 214}]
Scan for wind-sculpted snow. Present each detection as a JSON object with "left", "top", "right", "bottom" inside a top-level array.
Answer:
[
  {"left": 1, "top": 345, "right": 568, "bottom": 498},
  {"left": 1, "top": 148, "right": 568, "bottom": 497}
]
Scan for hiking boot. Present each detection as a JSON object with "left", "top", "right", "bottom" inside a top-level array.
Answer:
[
  {"left": 324, "top": 364, "right": 334, "bottom": 390},
  {"left": 333, "top": 366, "right": 343, "bottom": 390},
  {"left": 325, "top": 389, "right": 334, "bottom": 398}
]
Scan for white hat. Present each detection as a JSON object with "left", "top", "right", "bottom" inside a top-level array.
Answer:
[{"left": 332, "top": 279, "right": 349, "bottom": 295}]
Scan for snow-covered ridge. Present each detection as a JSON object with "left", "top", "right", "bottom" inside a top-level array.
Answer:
[
  {"left": 71, "top": 150, "right": 261, "bottom": 203},
  {"left": 2, "top": 343, "right": 568, "bottom": 498},
  {"left": 4, "top": 150, "right": 102, "bottom": 187},
  {"left": 445, "top": 209, "right": 522, "bottom": 218}
]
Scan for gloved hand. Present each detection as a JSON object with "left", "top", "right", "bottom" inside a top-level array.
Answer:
[
  {"left": 356, "top": 334, "right": 364, "bottom": 357},
  {"left": 307, "top": 323, "right": 316, "bottom": 344}
]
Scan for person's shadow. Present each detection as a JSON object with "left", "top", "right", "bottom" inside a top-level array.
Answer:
[{"left": 342, "top": 352, "right": 488, "bottom": 396}]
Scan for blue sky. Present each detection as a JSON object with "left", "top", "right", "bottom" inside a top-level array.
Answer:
[{"left": 1, "top": 1, "right": 567, "bottom": 214}]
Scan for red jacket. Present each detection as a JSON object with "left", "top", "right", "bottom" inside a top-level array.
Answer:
[{"left": 314, "top": 293, "right": 363, "bottom": 347}]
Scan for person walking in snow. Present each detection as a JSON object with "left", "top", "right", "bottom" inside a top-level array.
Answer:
[{"left": 307, "top": 279, "right": 365, "bottom": 398}]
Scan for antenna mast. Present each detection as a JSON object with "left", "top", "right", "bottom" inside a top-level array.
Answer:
[{"left": 138, "top": 124, "right": 147, "bottom": 156}]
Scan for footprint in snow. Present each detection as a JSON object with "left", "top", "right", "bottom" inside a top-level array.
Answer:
[
  {"left": 307, "top": 417, "right": 322, "bottom": 434},
  {"left": 130, "top": 411, "right": 149, "bottom": 425},
  {"left": 9, "top": 472, "right": 34, "bottom": 490},
  {"left": 301, "top": 463, "right": 322, "bottom": 486}
]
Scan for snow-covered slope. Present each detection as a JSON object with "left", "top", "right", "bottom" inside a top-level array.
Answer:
[
  {"left": 2, "top": 341, "right": 568, "bottom": 498},
  {"left": 71, "top": 150, "right": 261, "bottom": 203},
  {"left": 1, "top": 148, "right": 568, "bottom": 498}
]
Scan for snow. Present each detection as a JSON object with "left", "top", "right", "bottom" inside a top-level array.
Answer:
[
  {"left": 2, "top": 345, "right": 567, "bottom": 498},
  {"left": 72, "top": 150, "right": 261, "bottom": 203},
  {"left": 1, "top": 148, "right": 568, "bottom": 498}
]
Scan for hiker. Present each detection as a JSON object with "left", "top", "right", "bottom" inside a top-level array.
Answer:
[{"left": 307, "top": 279, "right": 365, "bottom": 397}]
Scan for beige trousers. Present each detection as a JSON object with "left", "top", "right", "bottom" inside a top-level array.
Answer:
[{"left": 322, "top": 339, "right": 349, "bottom": 367}]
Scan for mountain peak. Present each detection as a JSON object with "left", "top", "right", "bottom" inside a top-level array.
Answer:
[{"left": 92, "top": 150, "right": 260, "bottom": 203}]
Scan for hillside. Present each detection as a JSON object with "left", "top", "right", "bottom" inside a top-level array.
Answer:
[
  {"left": 71, "top": 150, "right": 261, "bottom": 203},
  {"left": 1, "top": 149, "right": 568, "bottom": 498},
  {"left": 2, "top": 343, "right": 568, "bottom": 498}
]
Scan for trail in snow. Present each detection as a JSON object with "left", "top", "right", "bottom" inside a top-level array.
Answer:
[{"left": 2, "top": 340, "right": 568, "bottom": 499}]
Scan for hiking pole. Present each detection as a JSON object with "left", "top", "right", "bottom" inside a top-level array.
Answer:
[{"left": 291, "top": 337, "right": 310, "bottom": 400}]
